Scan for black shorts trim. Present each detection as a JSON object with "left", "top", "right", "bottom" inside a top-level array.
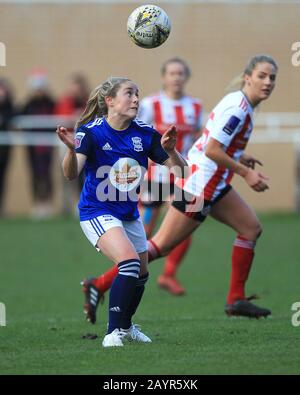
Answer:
[{"left": 171, "top": 184, "right": 232, "bottom": 223}]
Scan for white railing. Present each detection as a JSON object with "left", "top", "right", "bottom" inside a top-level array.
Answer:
[
  {"left": 1, "top": 113, "right": 300, "bottom": 145},
  {"left": 0, "top": 115, "right": 75, "bottom": 146}
]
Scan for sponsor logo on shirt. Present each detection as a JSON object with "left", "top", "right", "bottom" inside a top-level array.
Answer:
[
  {"left": 109, "top": 158, "right": 142, "bottom": 192},
  {"left": 222, "top": 116, "right": 241, "bottom": 136}
]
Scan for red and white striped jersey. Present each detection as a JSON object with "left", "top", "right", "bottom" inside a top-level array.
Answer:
[
  {"left": 138, "top": 91, "right": 203, "bottom": 182},
  {"left": 180, "top": 90, "right": 254, "bottom": 201}
]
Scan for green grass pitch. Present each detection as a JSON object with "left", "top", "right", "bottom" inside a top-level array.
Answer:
[{"left": 0, "top": 213, "right": 300, "bottom": 375}]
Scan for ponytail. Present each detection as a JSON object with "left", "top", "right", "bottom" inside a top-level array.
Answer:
[
  {"left": 75, "top": 86, "right": 102, "bottom": 130},
  {"left": 75, "top": 76, "right": 131, "bottom": 130},
  {"left": 225, "top": 73, "right": 245, "bottom": 94}
]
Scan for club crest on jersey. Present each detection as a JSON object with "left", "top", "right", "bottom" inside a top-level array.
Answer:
[
  {"left": 223, "top": 116, "right": 241, "bottom": 136},
  {"left": 132, "top": 137, "right": 143, "bottom": 152},
  {"left": 75, "top": 132, "right": 85, "bottom": 149}
]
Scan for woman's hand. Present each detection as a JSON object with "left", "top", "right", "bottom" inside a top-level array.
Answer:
[
  {"left": 244, "top": 168, "right": 269, "bottom": 192},
  {"left": 162, "top": 125, "right": 187, "bottom": 177},
  {"left": 240, "top": 153, "right": 263, "bottom": 169},
  {"left": 56, "top": 126, "right": 75, "bottom": 150},
  {"left": 161, "top": 125, "right": 177, "bottom": 153}
]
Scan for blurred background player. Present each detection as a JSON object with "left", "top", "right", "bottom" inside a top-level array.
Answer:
[
  {"left": 55, "top": 73, "right": 90, "bottom": 120},
  {"left": 147, "top": 54, "right": 278, "bottom": 318},
  {"left": 81, "top": 59, "right": 203, "bottom": 318},
  {"left": 139, "top": 58, "right": 203, "bottom": 295},
  {"left": 0, "top": 78, "right": 15, "bottom": 217},
  {"left": 55, "top": 73, "right": 90, "bottom": 215},
  {"left": 57, "top": 77, "right": 186, "bottom": 346},
  {"left": 20, "top": 69, "right": 56, "bottom": 219}
]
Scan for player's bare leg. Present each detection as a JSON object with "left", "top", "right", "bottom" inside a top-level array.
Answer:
[
  {"left": 141, "top": 206, "right": 161, "bottom": 238},
  {"left": 210, "top": 188, "right": 262, "bottom": 241},
  {"left": 210, "top": 188, "right": 271, "bottom": 318},
  {"left": 149, "top": 205, "right": 200, "bottom": 258},
  {"left": 149, "top": 199, "right": 192, "bottom": 295},
  {"left": 157, "top": 235, "right": 192, "bottom": 295}
]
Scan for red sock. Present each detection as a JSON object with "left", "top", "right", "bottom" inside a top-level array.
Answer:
[
  {"left": 148, "top": 239, "right": 161, "bottom": 263},
  {"left": 163, "top": 236, "right": 192, "bottom": 277},
  {"left": 94, "top": 265, "right": 118, "bottom": 294},
  {"left": 227, "top": 236, "right": 256, "bottom": 304}
]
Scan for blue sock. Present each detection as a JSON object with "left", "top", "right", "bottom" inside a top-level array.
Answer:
[
  {"left": 121, "top": 273, "right": 149, "bottom": 329},
  {"left": 107, "top": 259, "right": 140, "bottom": 334}
]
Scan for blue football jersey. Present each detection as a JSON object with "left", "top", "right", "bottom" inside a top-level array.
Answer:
[{"left": 75, "top": 117, "right": 169, "bottom": 221}]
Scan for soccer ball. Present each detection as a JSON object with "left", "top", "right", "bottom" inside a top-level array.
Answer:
[{"left": 127, "top": 5, "right": 171, "bottom": 49}]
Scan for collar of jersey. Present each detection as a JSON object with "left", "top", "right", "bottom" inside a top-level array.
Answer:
[
  {"left": 161, "top": 90, "right": 185, "bottom": 104},
  {"left": 240, "top": 90, "right": 254, "bottom": 110},
  {"left": 103, "top": 117, "right": 133, "bottom": 133}
]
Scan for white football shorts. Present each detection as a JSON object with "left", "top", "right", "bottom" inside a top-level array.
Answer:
[{"left": 80, "top": 214, "right": 147, "bottom": 254}]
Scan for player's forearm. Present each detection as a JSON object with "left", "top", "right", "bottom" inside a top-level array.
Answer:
[
  {"left": 62, "top": 148, "right": 78, "bottom": 180},
  {"left": 165, "top": 150, "right": 188, "bottom": 178},
  {"left": 205, "top": 146, "right": 249, "bottom": 178}
]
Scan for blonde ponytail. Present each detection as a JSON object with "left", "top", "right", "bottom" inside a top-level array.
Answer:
[
  {"left": 75, "top": 76, "right": 131, "bottom": 130},
  {"left": 75, "top": 86, "right": 102, "bottom": 130},
  {"left": 225, "top": 73, "right": 245, "bottom": 94}
]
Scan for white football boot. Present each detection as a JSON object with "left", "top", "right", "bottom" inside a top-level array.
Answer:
[
  {"left": 123, "top": 324, "right": 152, "bottom": 343},
  {"left": 102, "top": 328, "right": 127, "bottom": 347}
]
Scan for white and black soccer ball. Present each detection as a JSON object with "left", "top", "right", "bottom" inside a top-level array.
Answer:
[{"left": 127, "top": 5, "right": 171, "bottom": 49}]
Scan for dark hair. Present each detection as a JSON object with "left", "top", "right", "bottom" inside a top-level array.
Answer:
[{"left": 161, "top": 58, "right": 191, "bottom": 79}]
